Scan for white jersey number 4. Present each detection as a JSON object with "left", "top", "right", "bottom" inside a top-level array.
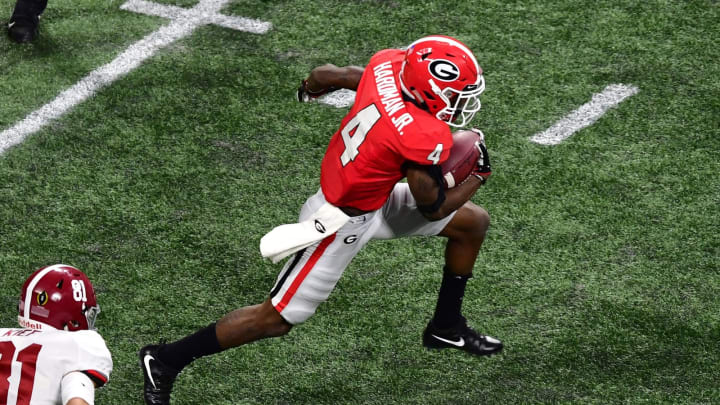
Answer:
[
  {"left": 426, "top": 143, "right": 443, "bottom": 165},
  {"left": 339, "top": 104, "right": 444, "bottom": 166},
  {"left": 340, "top": 104, "right": 381, "bottom": 166}
]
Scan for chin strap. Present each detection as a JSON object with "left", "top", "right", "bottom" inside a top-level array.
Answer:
[{"left": 402, "top": 92, "right": 429, "bottom": 112}]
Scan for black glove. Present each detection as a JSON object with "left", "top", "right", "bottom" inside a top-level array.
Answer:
[{"left": 469, "top": 129, "right": 491, "bottom": 183}]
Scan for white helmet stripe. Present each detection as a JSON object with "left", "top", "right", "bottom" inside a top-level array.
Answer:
[
  {"left": 22, "top": 264, "right": 68, "bottom": 323},
  {"left": 406, "top": 36, "right": 480, "bottom": 76}
]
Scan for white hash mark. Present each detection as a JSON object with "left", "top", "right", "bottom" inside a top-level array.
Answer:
[
  {"left": 0, "top": 0, "right": 271, "bottom": 155},
  {"left": 316, "top": 85, "right": 639, "bottom": 147},
  {"left": 530, "top": 84, "right": 639, "bottom": 145},
  {"left": 317, "top": 88, "right": 356, "bottom": 108}
]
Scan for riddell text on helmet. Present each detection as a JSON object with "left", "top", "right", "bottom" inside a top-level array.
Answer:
[{"left": 18, "top": 317, "right": 44, "bottom": 330}]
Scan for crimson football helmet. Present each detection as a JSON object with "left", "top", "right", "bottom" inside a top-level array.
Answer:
[
  {"left": 18, "top": 264, "right": 100, "bottom": 331},
  {"left": 399, "top": 35, "right": 485, "bottom": 127}
]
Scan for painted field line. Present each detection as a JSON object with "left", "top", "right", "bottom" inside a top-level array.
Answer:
[
  {"left": 530, "top": 84, "right": 639, "bottom": 145},
  {"left": 0, "top": 0, "right": 271, "bottom": 156},
  {"left": 318, "top": 89, "right": 356, "bottom": 108},
  {"left": 120, "top": 0, "right": 271, "bottom": 32}
]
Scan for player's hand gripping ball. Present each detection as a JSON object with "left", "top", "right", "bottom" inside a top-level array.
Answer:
[{"left": 440, "top": 129, "right": 491, "bottom": 188}]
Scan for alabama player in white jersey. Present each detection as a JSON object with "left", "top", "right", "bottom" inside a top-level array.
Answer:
[{"left": 0, "top": 264, "right": 112, "bottom": 405}]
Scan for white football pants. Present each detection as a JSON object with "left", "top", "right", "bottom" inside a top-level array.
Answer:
[{"left": 269, "top": 183, "right": 456, "bottom": 324}]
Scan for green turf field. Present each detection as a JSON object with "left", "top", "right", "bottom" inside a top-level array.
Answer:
[{"left": 1, "top": 0, "right": 719, "bottom": 403}]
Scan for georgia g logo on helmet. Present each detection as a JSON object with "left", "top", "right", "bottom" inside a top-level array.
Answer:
[{"left": 428, "top": 59, "right": 460, "bottom": 82}]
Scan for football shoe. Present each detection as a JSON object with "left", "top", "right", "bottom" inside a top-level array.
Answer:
[
  {"left": 139, "top": 345, "right": 180, "bottom": 405},
  {"left": 423, "top": 317, "right": 503, "bottom": 356},
  {"left": 8, "top": 15, "right": 39, "bottom": 43}
]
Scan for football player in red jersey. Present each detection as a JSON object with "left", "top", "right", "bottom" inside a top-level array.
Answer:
[
  {"left": 140, "top": 35, "right": 501, "bottom": 405},
  {"left": 0, "top": 264, "right": 113, "bottom": 405},
  {"left": 7, "top": 0, "right": 47, "bottom": 42}
]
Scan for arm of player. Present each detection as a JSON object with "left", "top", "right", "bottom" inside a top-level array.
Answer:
[
  {"left": 297, "top": 64, "right": 365, "bottom": 102},
  {"left": 61, "top": 371, "right": 95, "bottom": 405},
  {"left": 406, "top": 164, "right": 485, "bottom": 222}
]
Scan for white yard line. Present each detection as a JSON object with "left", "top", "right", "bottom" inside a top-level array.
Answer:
[
  {"left": 0, "top": 0, "right": 271, "bottom": 155},
  {"left": 120, "top": 0, "right": 271, "bottom": 32},
  {"left": 530, "top": 84, "right": 639, "bottom": 145}
]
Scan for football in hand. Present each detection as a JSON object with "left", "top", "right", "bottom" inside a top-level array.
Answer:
[{"left": 440, "top": 130, "right": 481, "bottom": 188}]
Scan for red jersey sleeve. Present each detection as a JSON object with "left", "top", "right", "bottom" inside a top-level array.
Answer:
[{"left": 393, "top": 109, "right": 453, "bottom": 166}]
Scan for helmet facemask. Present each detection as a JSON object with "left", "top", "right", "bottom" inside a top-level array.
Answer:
[
  {"left": 431, "top": 76, "right": 485, "bottom": 128},
  {"left": 83, "top": 302, "right": 101, "bottom": 330}
]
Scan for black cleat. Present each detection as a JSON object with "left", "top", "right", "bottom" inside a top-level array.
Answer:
[
  {"left": 7, "top": 15, "right": 39, "bottom": 43},
  {"left": 139, "top": 345, "right": 180, "bottom": 405},
  {"left": 423, "top": 317, "right": 503, "bottom": 356}
]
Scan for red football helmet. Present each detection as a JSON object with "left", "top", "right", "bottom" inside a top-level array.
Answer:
[
  {"left": 399, "top": 35, "right": 485, "bottom": 127},
  {"left": 18, "top": 264, "right": 100, "bottom": 331}
]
